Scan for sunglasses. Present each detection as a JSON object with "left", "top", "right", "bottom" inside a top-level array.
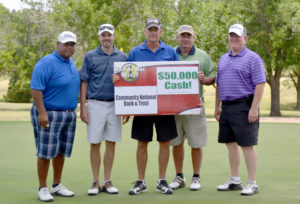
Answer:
[
  {"left": 146, "top": 19, "right": 160, "bottom": 24},
  {"left": 99, "top": 25, "right": 114, "bottom": 31}
]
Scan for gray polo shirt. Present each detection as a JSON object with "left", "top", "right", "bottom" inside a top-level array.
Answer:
[{"left": 80, "top": 45, "right": 127, "bottom": 100}]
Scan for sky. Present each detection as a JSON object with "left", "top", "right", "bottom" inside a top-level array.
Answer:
[{"left": 0, "top": 0, "right": 29, "bottom": 11}]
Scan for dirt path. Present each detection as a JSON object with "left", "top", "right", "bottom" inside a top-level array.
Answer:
[{"left": 208, "top": 117, "right": 300, "bottom": 124}]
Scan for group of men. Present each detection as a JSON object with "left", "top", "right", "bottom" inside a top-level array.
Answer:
[{"left": 30, "top": 18, "right": 265, "bottom": 202}]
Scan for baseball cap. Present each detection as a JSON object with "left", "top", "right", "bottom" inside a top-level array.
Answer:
[
  {"left": 228, "top": 24, "right": 246, "bottom": 36},
  {"left": 177, "top": 25, "right": 194, "bottom": 35},
  {"left": 98, "top": 24, "right": 115, "bottom": 35},
  {"left": 145, "top": 18, "right": 162, "bottom": 30},
  {"left": 58, "top": 31, "right": 77, "bottom": 43}
]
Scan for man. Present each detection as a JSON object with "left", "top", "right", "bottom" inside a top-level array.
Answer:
[
  {"left": 80, "top": 23, "right": 127, "bottom": 195},
  {"left": 30, "top": 31, "right": 80, "bottom": 202},
  {"left": 126, "top": 18, "right": 179, "bottom": 195},
  {"left": 169, "top": 25, "right": 215, "bottom": 191},
  {"left": 215, "top": 24, "right": 266, "bottom": 196}
]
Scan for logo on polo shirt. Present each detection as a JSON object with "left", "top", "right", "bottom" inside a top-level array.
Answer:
[{"left": 120, "top": 63, "right": 139, "bottom": 82}]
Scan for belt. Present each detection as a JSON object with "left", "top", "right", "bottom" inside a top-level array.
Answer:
[
  {"left": 222, "top": 95, "right": 253, "bottom": 105},
  {"left": 88, "top": 98, "right": 114, "bottom": 102},
  {"left": 53, "top": 109, "right": 74, "bottom": 112}
]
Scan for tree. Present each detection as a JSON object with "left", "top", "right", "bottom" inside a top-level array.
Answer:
[
  {"left": 239, "top": 0, "right": 299, "bottom": 116},
  {"left": 3, "top": 0, "right": 57, "bottom": 102}
]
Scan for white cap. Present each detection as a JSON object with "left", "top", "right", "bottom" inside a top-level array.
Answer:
[
  {"left": 58, "top": 31, "right": 77, "bottom": 43},
  {"left": 98, "top": 24, "right": 115, "bottom": 35},
  {"left": 228, "top": 24, "right": 246, "bottom": 36}
]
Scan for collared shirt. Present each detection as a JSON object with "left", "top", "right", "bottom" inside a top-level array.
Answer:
[
  {"left": 176, "top": 46, "right": 215, "bottom": 100},
  {"left": 128, "top": 40, "right": 179, "bottom": 61},
  {"left": 80, "top": 45, "right": 127, "bottom": 100},
  {"left": 216, "top": 46, "right": 266, "bottom": 101},
  {"left": 30, "top": 51, "right": 80, "bottom": 110}
]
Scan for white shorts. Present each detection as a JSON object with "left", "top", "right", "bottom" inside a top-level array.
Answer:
[
  {"left": 86, "top": 100, "right": 121, "bottom": 144},
  {"left": 171, "top": 105, "right": 207, "bottom": 148}
]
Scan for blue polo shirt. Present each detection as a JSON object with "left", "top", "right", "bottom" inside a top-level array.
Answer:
[
  {"left": 30, "top": 51, "right": 80, "bottom": 110},
  {"left": 80, "top": 45, "right": 127, "bottom": 100},
  {"left": 128, "top": 40, "right": 179, "bottom": 61}
]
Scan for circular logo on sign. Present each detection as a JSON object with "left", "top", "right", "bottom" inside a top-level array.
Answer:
[{"left": 120, "top": 63, "right": 139, "bottom": 82}]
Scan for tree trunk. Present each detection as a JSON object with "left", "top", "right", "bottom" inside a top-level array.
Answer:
[
  {"left": 296, "top": 76, "right": 300, "bottom": 110},
  {"left": 268, "top": 71, "right": 282, "bottom": 116}
]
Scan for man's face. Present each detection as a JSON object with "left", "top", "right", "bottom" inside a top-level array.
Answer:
[
  {"left": 56, "top": 42, "right": 76, "bottom": 59},
  {"left": 98, "top": 31, "right": 115, "bottom": 48},
  {"left": 144, "top": 27, "right": 162, "bottom": 43},
  {"left": 229, "top": 32, "right": 247, "bottom": 53},
  {"left": 177, "top": 32, "right": 195, "bottom": 50}
]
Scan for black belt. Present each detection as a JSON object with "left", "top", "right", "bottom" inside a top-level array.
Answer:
[
  {"left": 53, "top": 109, "right": 74, "bottom": 112},
  {"left": 222, "top": 95, "right": 253, "bottom": 105},
  {"left": 88, "top": 98, "right": 114, "bottom": 102}
]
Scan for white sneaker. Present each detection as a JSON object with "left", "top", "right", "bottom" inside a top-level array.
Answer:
[
  {"left": 101, "top": 180, "right": 119, "bottom": 194},
  {"left": 38, "top": 187, "right": 54, "bottom": 202},
  {"left": 217, "top": 179, "right": 243, "bottom": 191},
  {"left": 50, "top": 183, "right": 74, "bottom": 197},
  {"left": 241, "top": 181, "right": 259, "bottom": 195},
  {"left": 190, "top": 177, "right": 201, "bottom": 191},
  {"left": 169, "top": 176, "right": 186, "bottom": 189},
  {"left": 88, "top": 181, "right": 101, "bottom": 196}
]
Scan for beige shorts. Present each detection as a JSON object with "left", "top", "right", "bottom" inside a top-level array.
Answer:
[
  {"left": 86, "top": 100, "right": 121, "bottom": 144},
  {"left": 171, "top": 105, "right": 207, "bottom": 148}
]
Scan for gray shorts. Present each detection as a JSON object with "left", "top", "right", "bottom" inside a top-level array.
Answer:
[
  {"left": 86, "top": 100, "right": 121, "bottom": 144},
  {"left": 171, "top": 105, "right": 207, "bottom": 148}
]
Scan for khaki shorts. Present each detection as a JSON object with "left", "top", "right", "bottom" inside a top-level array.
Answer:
[
  {"left": 171, "top": 105, "right": 207, "bottom": 148},
  {"left": 86, "top": 100, "right": 121, "bottom": 144}
]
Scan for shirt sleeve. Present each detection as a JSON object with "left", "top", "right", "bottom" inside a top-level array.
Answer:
[
  {"left": 30, "top": 61, "right": 49, "bottom": 91},
  {"left": 251, "top": 55, "right": 266, "bottom": 85},
  {"left": 204, "top": 54, "right": 216, "bottom": 79},
  {"left": 80, "top": 54, "right": 91, "bottom": 82}
]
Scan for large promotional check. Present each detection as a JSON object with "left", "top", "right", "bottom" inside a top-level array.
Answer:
[{"left": 114, "top": 61, "right": 201, "bottom": 115}]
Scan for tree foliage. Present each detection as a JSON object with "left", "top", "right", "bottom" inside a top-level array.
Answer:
[{"left": 0, "top": 0, "right": 299, "bottom": 115}]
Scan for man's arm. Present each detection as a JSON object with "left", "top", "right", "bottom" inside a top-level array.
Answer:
[
  {"left": 248, "top": 83, "right": 265, "bottom": 123},
  {"left": 32, "top": 90, "right": 49, "bottom": 128},
  {"left": 214, "top": 86, "right": 221, "bottom": 122},
  {"left": 80, "top": 81, "right": 90, "bottom": 124}
]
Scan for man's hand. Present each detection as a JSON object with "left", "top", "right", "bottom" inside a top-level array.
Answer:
[
  {"left": 215, "top": 107, "right": 221, "bottom": 122},
  {"left": 80, "top": 106, "right": 90, "bottom": 124},
  {"left": 122, "top": 116, "right": 130, "bottom": 125},
  {"left": 248, "top": 107, "right": 258, "bottom": 123},
  {"left": 38, "top": 112, "right": 49, "bottom": 129},
  {"left": 197, "top": 71, "right": 205, "bottom": 84},
  {"left": 112, "top": 74, "right": 120, "bottom": 83}
]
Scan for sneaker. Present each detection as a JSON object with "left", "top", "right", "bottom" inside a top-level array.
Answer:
[
  {"left": 50, "top": 183, "right": 74, "bottom": 197},
  {"left": 241, "top": 181, "right": 259, "bottom": 195},
  {"left": 156, "top": 180, "right": 173, "bottom": 194},
  {"left": 38, "top": 187, "right": 54, "bottom": 202},
  {"left": 190, "top": 177, "right": 201, "bottom": 191},
  {"left": 169, "top": 176, "right": 186, "bottom": 189},
  {"left": 217, "top": 180, "right": 243, "bottom": 191},
  {"left": 129, "top": 180, "right": 147, "bottom": 195},
  {"left": 88, "top": 181, "right": 101, "bottom": 196},
  {"left": 102, "top": 180, "right": 119, "bottom": 194}
]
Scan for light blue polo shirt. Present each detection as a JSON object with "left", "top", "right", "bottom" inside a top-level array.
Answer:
[
  {"left": 128, "top": 40, "right": 179, "bottom": 61},
  {"left": 30, "top": 51, "right": 80, "bottom": 110}
]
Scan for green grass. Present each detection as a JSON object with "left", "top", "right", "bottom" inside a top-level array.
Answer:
[{"left": 0, "top": 121, "right": 300, "bottom": 204}]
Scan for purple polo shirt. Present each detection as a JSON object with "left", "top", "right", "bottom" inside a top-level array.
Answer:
[{"left": 216, "top": 46, "right": 266, "bottom": 101}]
